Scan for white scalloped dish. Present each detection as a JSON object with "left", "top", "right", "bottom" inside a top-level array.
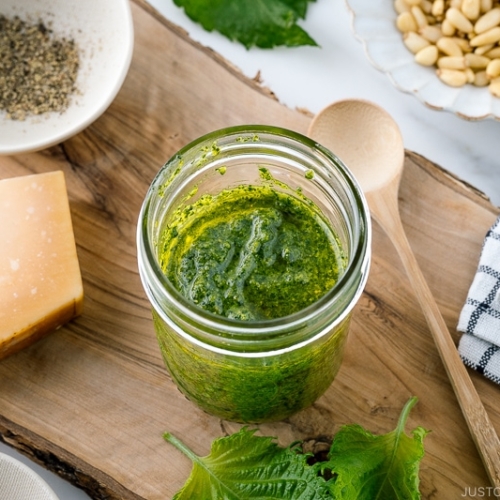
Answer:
[{"left": 345, "top": 0, "right": 500, "bottom": 120}]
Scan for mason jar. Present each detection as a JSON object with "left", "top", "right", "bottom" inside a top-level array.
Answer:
[{"left": 137, "top": 125, "right": 371, "bottom": 423}]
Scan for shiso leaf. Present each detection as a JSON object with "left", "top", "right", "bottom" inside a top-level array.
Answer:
[
  {"left": 172, "top": 0, "right": 318, "bottom": 49},
  {"left": 164, "top": 397, "right": 428, "bottom": 499},
  {"left": 164, "top": 427, "right": 332, "bottom": 499},
  {"left": 324, "top": 396, "right": 429, "bottom": 499}
]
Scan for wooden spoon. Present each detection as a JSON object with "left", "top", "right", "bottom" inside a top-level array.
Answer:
[{"left": 308, "top": 98, "right": 500, "bottom": 487}]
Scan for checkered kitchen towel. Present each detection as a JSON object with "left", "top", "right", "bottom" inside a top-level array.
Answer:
[{"left": 458, "top": 215, "right": 500, "bottom": 384}]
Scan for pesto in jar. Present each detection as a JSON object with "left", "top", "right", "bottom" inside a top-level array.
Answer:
[
  {"left": 138, "top": 124, "right": 371, "bottom": 424},
  {"left": 159, "top": 173, "right": 345, "bottom": 320},
  {"left": 152, "top": 169, "right": 351, "bottom": 422},
  {"left": 154, "top": 309, "right": 350, "bottom": 423}
]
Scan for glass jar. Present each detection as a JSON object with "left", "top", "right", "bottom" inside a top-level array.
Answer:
[{"left": 137, "top": 125, "right": 371, "bottom": 423}]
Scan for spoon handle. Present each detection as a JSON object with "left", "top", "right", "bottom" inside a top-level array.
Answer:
[{"left": 371, "top": 190, "right": 500, "bottom": 488}]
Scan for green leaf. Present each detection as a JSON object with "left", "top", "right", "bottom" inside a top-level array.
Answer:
[
  {"left": 324, "top": 397, "right": 429, "bottom": 500},
  {"left": 164, "top": 427, "right": 332, "bottom": 499},
  {"left": 172, "top": 0, "right": 318, "bottom": 49}
]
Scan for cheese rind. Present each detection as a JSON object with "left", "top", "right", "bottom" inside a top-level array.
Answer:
[{"left": 0, "top": 171, "right": 84, "bottom": 359}]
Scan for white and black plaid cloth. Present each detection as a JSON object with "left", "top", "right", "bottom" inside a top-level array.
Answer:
[{"left": 458, "top": 215, "right": 500, "bottom": 384}]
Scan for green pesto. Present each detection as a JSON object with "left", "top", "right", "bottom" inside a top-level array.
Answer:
[
  {"left": 153, "top": 165, "right": 350, "bottom": 422},
  {"left": 159, "top": 180, "right": 344, "bottom": 321},
  {"left": 153, "top": 309, "right": 350, "bottom": 423}
]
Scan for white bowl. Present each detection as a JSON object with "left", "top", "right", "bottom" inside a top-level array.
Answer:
[
  {"left": 345, "top": 0, "right": 500, "bottom": 121},
  {"left": 0, "top": 452, "right": 59, "bottom": 500},
  {"left": 0, "top": 0, "right": 134, "bottom": 155}
]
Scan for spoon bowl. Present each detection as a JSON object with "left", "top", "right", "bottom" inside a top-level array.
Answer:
[
  {"left": 309, "top": 99, "right": 403, "bottom": 194},
  {"left": 308, "top": 98, "right": 500, "bottom": 488}
]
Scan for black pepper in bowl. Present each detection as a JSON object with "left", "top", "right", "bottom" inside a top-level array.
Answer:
[{"left": 0, "top": 15, "right": 80, "bottom": 121}]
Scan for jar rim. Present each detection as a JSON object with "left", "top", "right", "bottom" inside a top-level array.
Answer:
[{"left": 137, "top": 125, "right": 371, "bottom": 341}]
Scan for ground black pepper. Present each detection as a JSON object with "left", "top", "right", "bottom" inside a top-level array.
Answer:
[{"left": 0, "top": 15, "right": 80, "bottom": 121}]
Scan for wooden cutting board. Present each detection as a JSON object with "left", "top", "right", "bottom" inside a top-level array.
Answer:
[{"left": 1, "top": 1, "right": 499, "bottom": 498}]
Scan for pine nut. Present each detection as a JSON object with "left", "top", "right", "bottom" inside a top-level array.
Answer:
[
  {"left": 484, "top": 46, "right": 500, "bottom": 58},
  {"left": 419, "top": 24, "right": 443, "bottom": 42},
  {"left": 474, "top": 7, "right": 500, "bottom": 33},
  {"left": 404, "top": 0, "right": 423, "bottom": 6},
  {"left": 432, "top": 0, "right": 445, "bottom": 17},
  {"left": 489, "top": 76, "right": 500, "bottom": 95},
  {"left": 481, "top": 0, "right": 493, "bottom": 14},
  {"left": 404, "top": 31, "right": 431, "bottom": 53},
  {"left": 450, "top": 0, "right": 463, "bottom": 8},
  {"left": 462, "top": 0, "right": 481, "bottom": 21},
  {"left": 397, "top": 12, "right": 418, "bottom": 32},
  {"left": 474, "top": 69, "right": 490, "bottom": 85},
  {"left": 437, "top": 36, "right": 464, "bottom": 56},
  {"left": 470, "top": 27, "right": 500, "bottom": 46},
  {"left": 395, "top": 0, "right": 411, "bottom": 14},
  {"left": 446, "top": 7, "right": 475, "bottom": 32},
  {"left": 412, "top": 5, "right": 429, "bottom": 28},
  {"left": 486, "top": 57, "right": 500, "bottom": 77},
  {"left": 421, "top": 0, "right": 433, "bottom": 15},
  {"left": 441, "top": 19, "right": 457, "bottom": 36},
  {"left": 437, "top": 68, "right": 469, "bottom": 86},
  {"left": 415, "top": 44, "right": 439, "bottom": 65},
  {"left": 465, "top": 52, "right": 491, "bottom": 68},
  {"left": 465, "top": 67, "right": 476, "bottom": 82},
  {"left": 452, "top": 36, "right": 474, "bottom": 52},
  {"left": 437, "top": 56, "right": 468, "bottom": 69},
  {"left": 475, "top": 43, "right": 495, "bottom": 54}
]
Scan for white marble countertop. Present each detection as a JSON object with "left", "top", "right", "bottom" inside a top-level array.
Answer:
[{"left": 1, "top": 0, "right": 499, "bottom": 498}]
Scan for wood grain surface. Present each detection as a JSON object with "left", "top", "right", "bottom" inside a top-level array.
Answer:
[{"left": 1, "top": 1, "right": 499, "bottom": 498}]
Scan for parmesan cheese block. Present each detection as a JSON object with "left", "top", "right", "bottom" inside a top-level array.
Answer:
[{"left": 0, "top": 171, "right": 83, "bottom": 359}]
